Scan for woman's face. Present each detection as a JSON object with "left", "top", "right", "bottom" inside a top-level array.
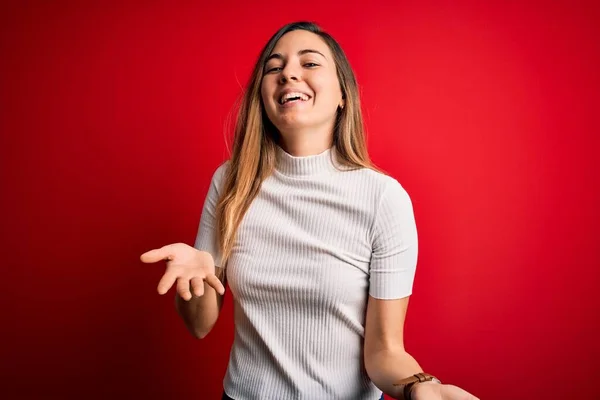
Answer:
[{"left": 261, "top": 30, "right": 344, "bottom": 139}]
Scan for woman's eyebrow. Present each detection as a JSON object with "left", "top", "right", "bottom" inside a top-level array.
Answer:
[
  {"left": 266, "top": 49, "right": 327, "bottom": 63},
  {"left": 298, "top": 49, "right": 327, "bottom": 59}
]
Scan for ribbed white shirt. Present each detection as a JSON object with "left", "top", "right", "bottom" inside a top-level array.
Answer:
[{"left": 195, "top": 145, "right": 418, "bottom": 399}]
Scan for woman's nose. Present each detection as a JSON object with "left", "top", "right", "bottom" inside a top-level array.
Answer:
[{"left": 279, "top": 65, "right": 300, "bottom": 84}]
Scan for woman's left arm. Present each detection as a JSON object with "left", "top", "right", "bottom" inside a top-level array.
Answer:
[{"left": 364, "top": 295, "right": 479, "bottom": 400}]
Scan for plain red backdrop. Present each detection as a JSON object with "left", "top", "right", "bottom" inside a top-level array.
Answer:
[{"left": 1, "top": 1, "right": 598, "bottom": 399}]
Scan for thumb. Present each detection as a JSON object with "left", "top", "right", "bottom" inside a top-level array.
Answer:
[{"left": 140, "top": 245, "right": 174, "bottom": 264}]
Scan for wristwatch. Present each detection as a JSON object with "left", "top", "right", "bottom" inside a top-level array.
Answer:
[{"left": 392, "top": 372, "right": 441, "bottom": 400}]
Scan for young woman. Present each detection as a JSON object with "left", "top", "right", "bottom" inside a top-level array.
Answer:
[{"left": 141, "top": 22, "right": 478, "bottom": 400}]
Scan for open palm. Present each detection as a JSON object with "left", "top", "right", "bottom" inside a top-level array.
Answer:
[{"left": 140, "top": 243, "right": 224, "bottom": 300}]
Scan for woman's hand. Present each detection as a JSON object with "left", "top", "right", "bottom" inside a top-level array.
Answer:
[
  {"left": 411, "top": 382, "right": 479, "bottom": 400},
  {"left": 140, "top": 243, "right": 225, "bottom": 300}
]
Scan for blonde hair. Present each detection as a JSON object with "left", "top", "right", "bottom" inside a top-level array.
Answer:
[{"left": 215, "top": 21, "right": 380, "bottom": 270}]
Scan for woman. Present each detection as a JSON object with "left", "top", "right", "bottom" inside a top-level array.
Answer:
[{"left": 141, "top": 22, "right": 478, "bottom": 400}]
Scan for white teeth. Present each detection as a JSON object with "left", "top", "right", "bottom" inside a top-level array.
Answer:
[{"left": 280, "top": 92, "right": 310, "bottom": 104}]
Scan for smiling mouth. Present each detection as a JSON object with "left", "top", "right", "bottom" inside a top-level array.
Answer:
[{"left": 279, "top": 92, "right": 311, "bottom": 105}]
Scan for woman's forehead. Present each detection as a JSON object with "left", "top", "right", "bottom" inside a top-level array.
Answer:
[{"left": 271, "top": 30, "right": 331, "bottom": 57}]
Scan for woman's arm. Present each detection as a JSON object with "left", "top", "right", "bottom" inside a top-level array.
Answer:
[
  {"left": 175, "top": 266, "right": 226, "bottom": 339},
  {"left": 178, "top": 162, "right": 230, "bottom": 339},
  {"left": 364, "top": 296, "right": 422, "bottom": 400},
  {"left": 364, "top": 296, "right": 479, "bottom": 400}
]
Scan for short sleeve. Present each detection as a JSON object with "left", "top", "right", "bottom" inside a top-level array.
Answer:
[
  {"left": 193, "top": 162, "right": 229, "bottom": 267},
  {"left": 369, "top": 178, "right": 418, "bottom": 299}
]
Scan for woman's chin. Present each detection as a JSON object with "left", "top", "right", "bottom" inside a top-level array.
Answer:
[{"left": 275, "top": 117, "right": 311, "bottom": 132}]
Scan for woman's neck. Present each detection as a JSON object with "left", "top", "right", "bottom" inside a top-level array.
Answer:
[{"left": 277, "top": 131, "right": 333, "bottom": 157}]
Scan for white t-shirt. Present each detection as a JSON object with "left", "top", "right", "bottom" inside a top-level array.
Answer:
[{"left": 195, "top": 145, "right": 418, "bottom": 399}]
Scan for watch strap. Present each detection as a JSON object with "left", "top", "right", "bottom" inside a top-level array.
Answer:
[{"left": 392, "top": 372, "right": 440, "bottom": 400}]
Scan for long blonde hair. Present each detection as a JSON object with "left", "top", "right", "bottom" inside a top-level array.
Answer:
[{"left": 216, "top": 21, "right": 379, "bottom": 269}]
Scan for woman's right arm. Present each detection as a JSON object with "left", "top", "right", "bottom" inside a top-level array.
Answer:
[
  {"left": 144, "top": 163, "right": 229, "bottom": 338},
  {"left": 178, "top": 163, "right": 229, "bottom": 338},
  {"left": 174, "top": 265, "right": 226, "bottom": 339}
]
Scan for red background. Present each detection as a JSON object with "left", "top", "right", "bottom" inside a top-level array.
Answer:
[{"left": 1, "top": 1, "right": 599, "bottom": 399}]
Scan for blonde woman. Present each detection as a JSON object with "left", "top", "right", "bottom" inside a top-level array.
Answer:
[{"left": 141, "top": 21, "right": 478, "bottom": 400}]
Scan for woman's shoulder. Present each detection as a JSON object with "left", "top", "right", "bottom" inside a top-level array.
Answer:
[
  {"left": 204, "top": 160, "right": 231, "bottom": 197},
  {"left": 211, "top": 160, "right": 231, "bottom": 182},
  {"left": 343, "top": 167, "right": 414, "bottom": 213},
  {"left": 346, "top": 166, "right": 405, "bottom": 193}
]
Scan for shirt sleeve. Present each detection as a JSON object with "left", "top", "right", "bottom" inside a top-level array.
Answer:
[
  {"left": 369, "top": 178, "right": 418, "bottom": 299},
  {"left": 193, "top": 162, "right": 229, "bottom": 267}
]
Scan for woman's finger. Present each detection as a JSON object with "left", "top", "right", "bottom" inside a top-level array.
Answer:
[
  {"left": 157, "top": 269, "right": 178, "bottom": 295},
  {"left": 205, "top": 274, "right": 225, "bottom": 295},
  {"left": 176, "top": 276, "right": 193, "bottom": 301},
  {"left": 190, "top": 277, "right": 205, "bottom": 297},
  {"left": 140, "top": 245, "right": 174, "bottom": 264}
]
